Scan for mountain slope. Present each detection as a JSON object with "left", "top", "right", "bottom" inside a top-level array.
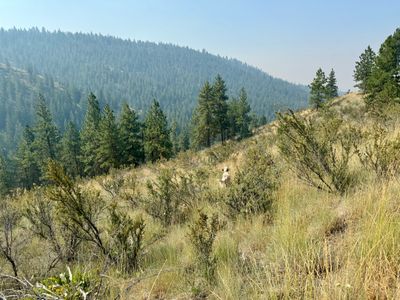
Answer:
[{"left": 0, "top": 28, "right": 308, "bottom": 125}]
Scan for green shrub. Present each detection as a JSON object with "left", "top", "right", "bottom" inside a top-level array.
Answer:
[
  {"left": 356, "top": 124, "right": 400, "bottom": 179},
  {"left": 108, "top": 203, "right": 145, "bottom": 273},
  {"left": 144, "top": 168, "right": 206, "bottom": 226},
  {"left": 188, "top": 212, "right": 223, "bottom": 282},
  {"left": 277, "top": 110, "right": 359, "bottom": 195},
  {"left": 225, "top": 145, "right": 280, "bottom": 217}
]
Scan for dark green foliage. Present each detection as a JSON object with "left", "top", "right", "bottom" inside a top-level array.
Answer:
[
  {"left": 277, "top": 110, "right": 358, "bottom": 195},
  {"left": 108, "top": 204, "right": 145, "bottom": 273},
  {"left": 354, "top": 46, "right": 376, "bottom": 92},
  {"left": 60, "top": 122, "right": 82, "bottom": 178},
  {"left": 212, "top": 74, "right": 229, "bottom": 143},
  {"left": 119, "top": 102, "right": 144, "bottom": 166},
  {"left": 309, "top": 68, "right": 327, "bottom": 109},
  {"left": 143, "top": 100, "right": 172, "bottom": 162},
  {"left": 33, "top": 95, "right": 60, "bottom": 173},
  {"left": 326, "top": 69, "right": 339, "bottom": 100},
  {"left": 365, "top": 28, "right": 400, "bottom": 107},
  {"left": 225, "top": 146, "right": 280, "bottom": 217},
  {"left": 188, "top": 212, "right": 222, "bottom": 282},
  {"left": 191, "top": 81, "right": 215, "bottom": 149},
  {"left": 0, "top": 155, "right": 11, "bottom": 196},
  {"left": 227, "top": 88, "right": 251, "bottom": 139},
  {"left": 80, "top": 93, "right": 101, "bottom": 177},
  {"left": 96, "top": 105, "right": 120, "bottom": 172},
  {"left": 15, "top": 126, "right": 41, "bottom": 188}
]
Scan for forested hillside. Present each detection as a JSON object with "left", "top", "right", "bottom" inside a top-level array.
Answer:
[{"left": 0, "top": 28, "right": 308, "bottom": 151}]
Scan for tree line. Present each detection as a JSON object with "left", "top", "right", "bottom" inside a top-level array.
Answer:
[
  {"left": 0, "top": 75, "right": 256, "bottom": 195},
  {"left": 0, "top": 27, "right": 309, "bottom": 153}
]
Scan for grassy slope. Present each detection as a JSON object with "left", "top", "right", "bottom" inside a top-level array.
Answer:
[{"left": 4, "top": 93, "right": 400, "bottom": 299}]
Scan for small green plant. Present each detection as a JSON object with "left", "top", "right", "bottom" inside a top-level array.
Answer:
[
  {"left": 188, "top": 212, "right": 223, "bottom": 283},
  {"left": 225, "top": 145, "right": 280, "bottom": 217},
  {"left": 35, "top": 266, "right": 101, "bottom": 299}
]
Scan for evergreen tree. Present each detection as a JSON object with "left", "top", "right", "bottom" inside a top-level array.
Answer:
[
  {"left": 32, "top": 94, "right": 59, "bottom": 173},
  {"left": 60, "top": 121, "right": 82, "bottom": 178},
  {"left": 178, "top": 127, "right": 190, "bottom": 152},
  {"left": 212, "top": 74, "right": 229, "bottom": 143},
  {"left": 236, "top": 88, "right": 251, "bottom": 139},
  {"left": 191, "top": 81, "right": 215, "bottom": 149},
  {"left": 366, "top": 28, "right": 400, "bottom": 105},
  {"left": 143, "top": 100, "right": 172, "bottom": 162},
  {"left": 0, "top": 154, "right": 10, "bottom": 196},
  {"left": 96, "top": 105, "right": 120, "bottom": 172},
  {"left": 227, "top": 97, "right": 240, "bottom": 139},
  {"left": 309, "top": 68, "right": 327, "bottom": 109},
  {"left": 326, "top": 69, "right": 339, "bottom": 100},
  {"left": 170, "top": 120, "right": 180, "bottom": 155},
  {"left": 353, "top": 46, "right": 376, "bottom": 93},
  {"left": 80, "top": 92, "right": 101, "bottom": 177},
  {"left": 119, "top": 102, "right": 143, "bottom": 166},
  {"left": 15, "top": 126, "right": 41, "bottom": 188}
]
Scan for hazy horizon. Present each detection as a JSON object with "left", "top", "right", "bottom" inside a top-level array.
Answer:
[{"left": 0, "top": 0, "right": 399, "bottom": 91}]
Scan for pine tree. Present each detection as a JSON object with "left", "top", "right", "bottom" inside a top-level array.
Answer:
[
  {"left": 326, "top": 69, "right": 339, "bottom": 100},
  {"left": 366, "top": 28, "right": 400, "bottom": 105},
  {"left": 212, "top": 74, "right": 229, "bottom": 143},
  {"left": 119, "top": 102, "right": 144, "bottom": 166},
  {"left": 32, "top": 94, "right": 59, "bottom": 173},
  {"left": 15, "top": 126, "right": 41, "bottom": 188},
  {"left": 60, "top": 121, "right": 82, "bottom": 178},
  {"left": 178, "top": 127, "right": 190, "bottom": 152},
  {"left": 309, "top": 68, "right": 327, "bottom": 109},
  {"left": 354, "top": 46, "right": 376, "bottom": 93},
  {"left": 143, "top": 100, "right": 172, "bottom": 162},
  {"left": 96, "top": 105, "right": 120, "bottom": 172},
  {"left": 170, "top": 120, "right": 179, "bottom": 155},
  {"left": 80, "top": 92, "right": 101, "bottom": 177},
  {"left": 191, "top": 81, "right": 215, "bottom": 149},
  {"left": 0, "top": 154, "right": 10, "bottom": 196},
  {"left": 236, "top": 88, "right": 251, "bottom": 139}
]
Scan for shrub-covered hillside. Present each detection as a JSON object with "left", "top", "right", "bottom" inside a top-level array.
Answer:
[{"left": 3, "top": 91, "right": 400, "bottom": 299}]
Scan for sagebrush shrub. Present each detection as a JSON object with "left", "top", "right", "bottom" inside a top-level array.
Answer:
[
  {"left": 188, "top": 212, "right": 223, "bottom": 282},
  {"left": 277, "top": 110, "right": 359, "bottom": 195},
  {"left": 225, "top": 145, "right": 280, "bottom": 217}
]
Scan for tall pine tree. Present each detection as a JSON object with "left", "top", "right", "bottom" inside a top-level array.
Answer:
[
  {"left": 236, "top": 88, "right": 251, "bottom": 139},
  {"left": 326, "top": 69, "right": 339, "bottom": 100},
  {"left": 96, "top": 105, "right": 120, "bottom": 172},
  {"left": 191, "top": 81, "right": 215, "bottom": 149},
  {"left": 60, "top": 121, "right": 82, "bottom": 178},
  {"left": 15, "top": 125, "right": 41, "bottom": 188},
  {"left": 309, "top": 68, "right": 327, "bottom": 109},
  {"left": 119, "top": 102, "right": 144, "bottom": 166},
  {"left": 32, "top": 94, "right": 59, "bottom": 173},
  {"left": 354, "top": 46, "right": 376, "bottom": 93},
  {"left": 143, "top": 100, "right": 172, "bottom": 162},
  {"left": 366, "top": 28, "right": 400, "bottom": 105},
  {"left": 80, "top": 92, "right": 101, "bottom": 177},
  {"left": 212, "top": 74, "right": 229, "bottom": 143}
]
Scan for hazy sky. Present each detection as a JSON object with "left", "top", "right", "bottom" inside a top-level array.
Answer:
[{"left": 0, "top": 0, "right": 398, "bottom": 90}]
